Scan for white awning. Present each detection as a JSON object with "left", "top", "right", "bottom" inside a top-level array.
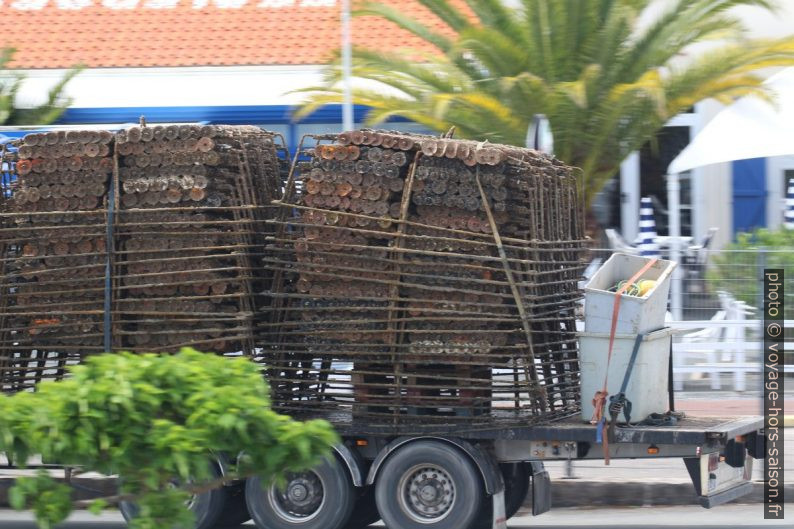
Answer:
[{"left": 668, "top": 67, "right": 794, "bottom": 174}]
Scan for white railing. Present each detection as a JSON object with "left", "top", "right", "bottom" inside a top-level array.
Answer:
[{"left": 670, "top": 316, "right": 793, "bottom": 391}]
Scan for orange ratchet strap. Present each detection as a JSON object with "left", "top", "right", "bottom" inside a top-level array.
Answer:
[{"left": 589, "top": 258, "right": 658, "bottom": 465}]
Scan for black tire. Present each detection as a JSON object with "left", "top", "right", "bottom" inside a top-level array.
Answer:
[
  {"left": 245, "top": 457, "right": 355, "bottom": 529},
  {"left": 472, "top": 462, "right": 531, "bottom": 529},
  {"left": 374, "top": 440, "right": 484, "bottom": 529},
  {"left": 502, "top": 463, "right": 531, "bottom": 519},
  {"left": 344, "top": 486, "right": 380, "bottom": 529},
  {"left": 119, "top": 467, "right": 227, "bottom": 529},
  {"left": 213, "top": 482, "right": 251, "bottom": 528}
]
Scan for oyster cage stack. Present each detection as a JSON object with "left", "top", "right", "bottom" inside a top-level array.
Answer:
[
  {"left": 258, "top": 130, "right": 587, "bottom": 434},
  {"left": 0, "top": 131, "right": 114, "bottom": 392},
  {"left": 0, "top": 125, "right": 287, "bottom": 393},
  {"left": 113, "top": 124, "right": 283, "bottom": 355}
]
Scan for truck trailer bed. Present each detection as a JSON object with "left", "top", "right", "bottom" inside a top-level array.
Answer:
[{"left": 317, "top": 409, "right": 763, "bottom": 445}]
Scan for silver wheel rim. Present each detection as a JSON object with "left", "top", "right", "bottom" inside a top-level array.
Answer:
[
  {"left": 185, "top": 494, "right": 197, "bottom": 511},
  {"left": 397, "top": 463, "right": 456, "bottom": 524},
  {"left": 167, "top": 480, "right": 197, "bottom": 510},
  {"left": 268, "top": 471, "right": 326, "bottom": 523}
]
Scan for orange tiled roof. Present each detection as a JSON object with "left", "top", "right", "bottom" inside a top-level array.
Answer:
[{"left": 0, "top": 1, "right": 463, "bottom": 69}]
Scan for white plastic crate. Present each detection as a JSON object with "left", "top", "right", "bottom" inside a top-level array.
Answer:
[
  {"left": 584, "top": 253, "right": 676, "bottom": 334},
  {"left": 579, "top": 327, "right": 673, "bottom": 423}
]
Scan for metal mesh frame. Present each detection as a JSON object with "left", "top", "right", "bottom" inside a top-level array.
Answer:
[
  {"left": 0, "top": 125, "right": 287, "bottom": 392},
  {"left": 257, "top": 130, "right": 587, "bottom": 434}
]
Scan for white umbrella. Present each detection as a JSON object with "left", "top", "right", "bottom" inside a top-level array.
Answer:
[
  {"left": 669, "top": 67, "right": 794, "bottom": 174},
  {"left": 665, "top": 67, "right": 794, "bottom": 320}
]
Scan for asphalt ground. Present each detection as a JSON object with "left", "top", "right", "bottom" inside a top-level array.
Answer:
[{"left": 0, "top": 504, "right": 789, "bottom": 528}]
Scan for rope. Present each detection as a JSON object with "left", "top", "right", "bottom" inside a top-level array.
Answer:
[{"left": 589, "top": 257, "right": 658, "bottom": 465}]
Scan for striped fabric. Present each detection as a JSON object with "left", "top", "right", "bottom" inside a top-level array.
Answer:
[
  {"left": 638, "top": 196, "right": 660, "bottom": 257},
  {"left": 786, "top": 177, "right": 794, "bottom": 230}
]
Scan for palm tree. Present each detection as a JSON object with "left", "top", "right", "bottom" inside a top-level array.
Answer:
[
  {"left": 298, "top": 0, "right": 794, "bottom": 208},
  {"left": 0, "top": 48, "right": 81, "bottom": 126}
]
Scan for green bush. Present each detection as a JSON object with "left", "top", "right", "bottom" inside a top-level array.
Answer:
[
  {"left": 0, "top": 348, "right": 338, "bottom": 529},
  {"left": 707, "top": 228, "right": 794, "bottom": 343}
]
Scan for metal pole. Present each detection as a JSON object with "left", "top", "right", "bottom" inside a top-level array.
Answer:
[
  {"left": 620, "top": 152, "right": 641, "bottom": 243},
  {"left": 757, "top": 246, "right": 767, "bottom": 413},
  {"left": 341, "top": 0, "right": 354, "bottom": 131},
  {"left": 667, "top": 172, "right": 683, "bottom": 321}
]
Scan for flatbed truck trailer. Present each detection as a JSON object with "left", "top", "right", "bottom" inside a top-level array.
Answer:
[
  {"left": 223, "top": 413, "right": 762, "bottom": 529},
  {"left": 1, "top": 394, "right": 765, "bottom": 529}
]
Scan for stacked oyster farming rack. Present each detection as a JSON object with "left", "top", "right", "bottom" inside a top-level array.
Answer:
[
  {"left": 0, "top": 130, "right": 114, "bottom": 392},
  {"left": 113, "top": 124, "right": 284, "bottom": 355},
  {"left": 258, "top": 129, "right": 586, "bottom": 433},
  {"left": 0, "top": 125, "right": 287, "bottom": 392}
]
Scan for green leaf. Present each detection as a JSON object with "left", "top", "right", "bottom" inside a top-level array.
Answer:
[
  {"left": 8, "top": 485, "right": 25, "bottom": 510},
  {"left": 87, "top": 499, "right": 108, "bottom": 515}
]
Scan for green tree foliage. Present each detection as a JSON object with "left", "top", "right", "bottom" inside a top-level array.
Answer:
[
  {"left": 707, "top": 228, "right": 794, "bottom": 333},
  {"left": 0, "top": 47, "right": 81, "bottom": 126},
  {"left": 0, "top": 349, "right": 338, "bottom": 529},
  {"left": 298, "top": 0, "right": 794, "bottom": 206}
]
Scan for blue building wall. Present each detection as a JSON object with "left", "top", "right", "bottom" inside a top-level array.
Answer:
[{"left": 53, "top": 104, "right": 416, "bottom": 154}]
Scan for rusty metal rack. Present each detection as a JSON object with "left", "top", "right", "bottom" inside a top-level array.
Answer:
[
  {"left": 0, "top": 125, "right": 286, "bottom": 392},
  {"left": 257, "top": 130, "right": 587, "bottom": 434},
  {"left": 0, "top": 131, "right": 114, "bottom": 392},
  {"left": 1, "top": 125, "right": 587, "bottom": 434},
  {"left": 113, "top": 124, "right": 283, "bottom": 355}
]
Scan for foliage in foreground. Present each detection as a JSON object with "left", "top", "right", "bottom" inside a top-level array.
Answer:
[
  {"left": 299, "top": 0, "right": 794, "bottom": 206},
  {"left": 0, "top": 349, "right": 338, "bottom": 529},
  {"left": 0, "top": 47, "right": 81, "bottom": 126}
]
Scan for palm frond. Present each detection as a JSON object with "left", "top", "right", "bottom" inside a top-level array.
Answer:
[
  {"left": 354, "top": 2, "right": 454, "bottom": 52},
  {"left": 0, "top": 50, "right": 81, "bottom": 126},
  {"left": 412, "top": 0, "right": 472, "bottom": 32},
  {"left": 300, "top": 0, "right": 794, "bottom": 208}
]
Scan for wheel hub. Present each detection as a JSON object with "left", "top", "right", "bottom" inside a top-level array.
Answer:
[
  {"left": 288, "top": 482, "right": 309, "bottom": 502},
  {"left": 399, "top": 464, "right": 455, "bottom": 522},
  {"left": 419, "top": 484, "right": 438, "bottom": 503},
  {"left": 270, "top": 472, "right": 325, "bottom": 522}
]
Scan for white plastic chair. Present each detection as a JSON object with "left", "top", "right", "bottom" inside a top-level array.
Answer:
[
  {"left": 672, "top": 291, "right": 756, "bottom": 391},
  {"left": 673, "top": 306, "right": 727, "bottom": 391},
  {"left": 605, "top": 229, "right": 639, "bottom": 254}
]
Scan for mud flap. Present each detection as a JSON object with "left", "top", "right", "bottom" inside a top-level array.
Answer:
[
  {"left": 531, "top": 462, "right": 552, "bottom": 516},
  {"left": 684, "top": 451, "right": 754, "bottom": 508},
  {"left": 491, "top": 490, "right": 508, "bottom": 529}
]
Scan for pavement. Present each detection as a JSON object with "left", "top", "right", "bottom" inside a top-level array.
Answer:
[
  {"left": 0, "top": 392, "right": 791, "bottom": 511},
  {"left": 671, "top": 393, "right": 794, "bottom": 426},
  {"left": 0, "top": 504, "right": 789, "bottom": 528}
]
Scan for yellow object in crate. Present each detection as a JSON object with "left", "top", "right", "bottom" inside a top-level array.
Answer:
[
  {"left": 638, "top": 279, "right": 657, "bottom": 297},
  {"left": 608, "top": 278, "right": 657, "bottom": 297}
]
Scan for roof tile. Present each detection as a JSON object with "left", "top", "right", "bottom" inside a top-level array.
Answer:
[{"left": 0, "top": 1, "right": 466, "bottom": 69}]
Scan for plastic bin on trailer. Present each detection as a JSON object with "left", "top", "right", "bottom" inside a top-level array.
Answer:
[
  {"left": 584, "top": 253, "right": 676, "bottom": 334},
  {"left": 579, "top": 327, "right": 673, "bottom": 423}
]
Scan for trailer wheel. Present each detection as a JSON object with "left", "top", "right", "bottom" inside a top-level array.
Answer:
[
  {"left": 119, "top": 474, "right": 226, "bottom": 529},
  {"left": 213, "top": 482, "right": 250, "bottom": 527},
  {"left": 472, "top": 462, "right": 531, "bottom": 528},
  {"left": 501, "top": 463, "right": 530, "bottom": 519},
  {"left": 374, "top": 440, "right": 484, "bottom": 529},
  {"left": 344, "top": 486, "right": 380, "bottom": 529},
  {"left": 245, "top": 457, "right": 355, "bottom": 529}
]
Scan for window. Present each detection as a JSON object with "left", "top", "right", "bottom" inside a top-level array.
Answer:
[{"left": 639, "top": 126, "right": 692, "bottom": 237}]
